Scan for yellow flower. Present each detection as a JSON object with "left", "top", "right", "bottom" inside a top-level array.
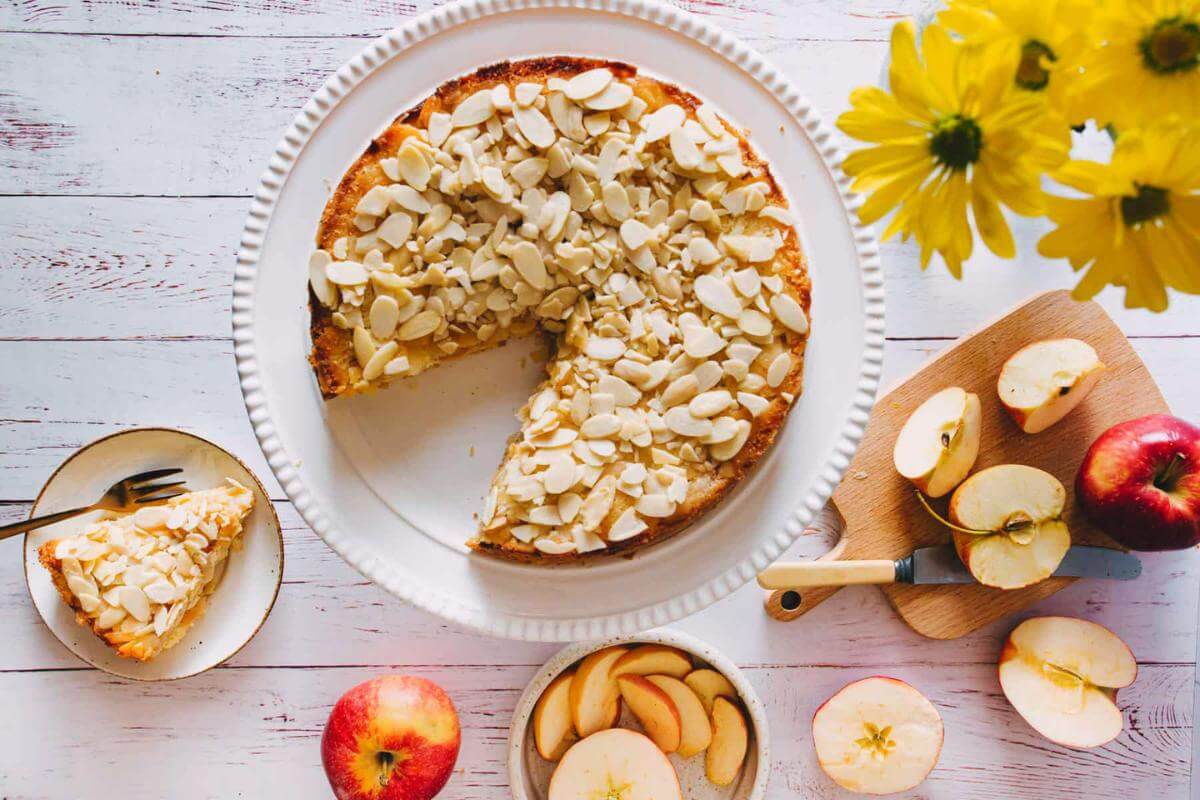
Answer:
[
  {"left": 1067, "top": 0, "right": 1200, "bottom": 129},
  {"left": 939, "top": 0, "right": 1092, "bottom": 105},
  {"left": 1038, "top": 120, "right": 1200, "bottom": 311},
  {"left": 838, "top": 20, "right": 1068, "bottom": 277}
]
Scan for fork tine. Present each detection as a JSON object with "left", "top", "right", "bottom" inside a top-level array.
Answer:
[
  {"left": 134, "top": 491, "right": 186, "bottom": 505},
  {"left": 121, "top": 467, "right": 184, "bottom": 486},
  {"left": 130, "top": 480, "right": 187, "bottom": 498}
]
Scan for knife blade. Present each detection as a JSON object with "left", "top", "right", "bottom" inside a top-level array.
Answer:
[{"left": 757, "top": 545, "right": 1141, "bottom": 590}]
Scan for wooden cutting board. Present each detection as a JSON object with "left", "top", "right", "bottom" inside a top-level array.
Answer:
[{"left": 767, "top": 290, "right": 1169, "bottom": 638}]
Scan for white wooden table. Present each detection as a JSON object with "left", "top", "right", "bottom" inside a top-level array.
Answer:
[{"left": 2, "top": 2, "right": 1198, "bottom": 797}]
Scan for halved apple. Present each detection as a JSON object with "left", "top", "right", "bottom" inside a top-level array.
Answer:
[
  {"left": 684, "top": 669, "right": 737, "bottom": 715},
  {"left": 999, "top": 616, "right": 1137, "bottom": 748},
  {"left": 811, "top": 676, "right": 943, "bottom": 795},
  {"left": 569, "top": 645, "right": 628, "bottom": 737},
  {"left": 947, "top": 464, "right": 1071, "bottom": 590},
  {"left": 617, "top": 675, "right": 682, "bottom": 753},
  {"left": 999, "top": 339, "right": 1104, "bottom": 434},
  {"left": 549, "top": 728, "right": 682, "bottom": 800},
  {"left": 893, "top": 387, "right": 982, "bottom": 498},
  {"left": 611, "top": 644, "right": 693, "bottom": 679},
  {"left": 646, "top": 675, "right": 712, "bottom": 758},
  {"left": 534, "top": 669, "right": 577, "bottom": 761},
  {"left": 706, "top": 697, "right": 749, "bottom": 786}
]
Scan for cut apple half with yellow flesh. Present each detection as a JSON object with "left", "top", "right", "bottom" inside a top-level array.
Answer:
[
  {"left": 945, "top": 464, "right": 1071, "bottom": 590},
  {"left": 706, "top": 697, "right": 749, "bottom": 787},
  {"left": 812, "top": 677, "right": 943, "bottom": 795},
  {"left": 893, "top": 387, "right": 982, "bottom": 498},
  {"left": 617, "top": 675, "right": 682, "bottom": 753},
  {"left": 646, "top": 675, "right": 712, "bottom": 758},
  {"left": 534, "top": 669, "right": 577, "bottom": 761},
  {"left": 999, "top": 338, "right": 1104, "bottom": 434},
  {"left": 684, "top": 669, "right": 737, "bottom": 715},
  {"left": 569, "top": 645, "right": 628, "bottom": 738},
  {"left": 549, "top": 728, "right": 682, "bottom": 800},
  {"left": 611, "top": 644, "right": 693, "bottom": 679},
  {"left": 999, "top": 616, "right": 1136, "bottom": 749}
]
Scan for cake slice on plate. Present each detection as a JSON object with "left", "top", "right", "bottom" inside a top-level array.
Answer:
[{"left": 37, "top": 480, "right": 255, "bottom": 662}]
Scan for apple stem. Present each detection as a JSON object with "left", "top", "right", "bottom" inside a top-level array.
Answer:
[
  {"left": 914, "top": 491, "right": 990, "bottom": 536},
  {"left": 1154, "top": 452, "right": 1188, "bottom": 493}
]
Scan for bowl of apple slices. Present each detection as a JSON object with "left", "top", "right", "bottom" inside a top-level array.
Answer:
[{"left": 508, "top": 630, "right": 769, "bottom": 800}]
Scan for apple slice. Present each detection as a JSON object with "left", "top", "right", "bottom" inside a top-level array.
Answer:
[
  {"left": 999, "top": 338, "right": 1104, "bottom": 434},
  {"left": 611, "top": 644, "right": 692, "bottom": 679},
  {"left": 946, "top": 464, "right": 1071, "bottom": 590},
  {"left": 570, "top": 645, "right": 628, "bottom": 738},
  {"left": 893, "top": 387, "right": 982, "bottom": 498},
  {"left": 646, "top": 675, "right": 712, "bottom": 758},
  {"left": 812, "top": 676, "right": 943, "bottom": 795},
  {"left": 617, "top": 675, "right": 682, "bottom": 753},
  {"left": 999, "top": 616, "right": 1136, "bottom": 748},
  {"left": 706, "top": 696, "right": 749, "bottom": 786},
  {"left": 684, "top": 669, "right": 737, "bottom": 715},
  {"left": 533, "top": 669, "right": 577, "bottom": 761},
  {"left": 549, "top": 728, "right": 682, "bottom": 800}
]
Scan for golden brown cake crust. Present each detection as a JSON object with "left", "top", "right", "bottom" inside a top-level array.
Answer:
[{"left": 309, "top": 57, "right": 810, "bottom": 563}]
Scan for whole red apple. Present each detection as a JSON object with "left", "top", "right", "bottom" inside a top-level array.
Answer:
[
  {"left": 321, "top": 675, "right": 461, "bottom": 800},
  {"left": 1076, "top": 414, "right": 1200, "bottom": 551}
]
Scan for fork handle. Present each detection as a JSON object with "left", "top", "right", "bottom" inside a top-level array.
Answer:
[{"left": 0, "top": 505, "right": 95, "bottom": 542}]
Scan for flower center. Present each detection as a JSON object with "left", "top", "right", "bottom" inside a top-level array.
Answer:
[
  {"left": 1016, "top": 39, "right": 1057, "bottom": 90},
  {"left": 1121, "top": 184, "right": 1171, "bottom": 226},
  {"left": 1140, "top": 17, "right": 1200, "bottom": 74},
  {"left": 930, "top": 114, "right": 983, "bottom": 171}
]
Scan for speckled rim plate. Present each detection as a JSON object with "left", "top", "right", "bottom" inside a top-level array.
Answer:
[
  {"left": 23, "top": 428, "right": 284, "bottom": 681},
  {"left": 507, "top": 629, "right": 770, "bottom": 800},
  {"left": 232, "top": 0, "right": 885, "bottom": 641}
]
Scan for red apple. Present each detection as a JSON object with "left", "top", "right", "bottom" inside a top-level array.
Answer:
[
  {"left": 321, "top": 675, "right": 461, "bottom": 800},
  {"left": 1076, "top": 414, "right": 1200, "bottom": 551}
]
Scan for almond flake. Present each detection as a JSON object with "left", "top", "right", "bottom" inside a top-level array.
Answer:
[
  {"left": 694, "top": 275, "right": 742, "bottom": 318},
  {"left": 771, "top": 293, "right": 809, "bottom": 334},
  {"left": 608, "top": 507, "right": 648, "bottom": 541},
  {"left": 565, "top": 69, "right": 613, "bottom": 101},
  {"left": 450, "top": 89, "right": 495, "bottom": 128},
  {"left": 580, "top": 81, "right": 632, "bottom": 111}
]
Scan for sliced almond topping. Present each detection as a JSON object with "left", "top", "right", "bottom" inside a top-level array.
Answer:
[
  {"left": 737, "top": 309, "right": 772, "bottom": 337},
  {"left": 694, "top": 275, "right": 742, "bottom": 318},
  {"left": 661, "top": 374, "right": 700, "bottom": 408},
  {"left": 565, "top": 68, "right": 614, "bottom": 101},
  {"left": 602, "top": 181, "right": 633, "bottom": 221},
  {"left": 636, "top": 493, "right": 676, "bottom": 519},
  {"left": 619, "top": 218, "right": 653, "bottom": 250},
  {"left": 396, "top": 309, "right": 442, "bottom": 341},
  {"left": 581, "top": 81, "right": 633, "bottom": 111},
  {"left": 309, "top": 251, "right": 336, "bottom": 307},
  {"left": 771, "top": 293, "right": 809, "bottom": 334},
  {"left": 683, "top": 326, "right": 726, "bottom": 359},
  {"left": 642, "top": 104, "right": 686, "bottom": 142},
  {"left": 369, "top": 295, "right": 401, "bottom": 339},
  {"left": 664, "top": 406, "right": 714, "bottom": 438},
  {"left": 514, "top": 104, "right": 557, "bottom": 149},
  {"left": 608, "top": 507, "right": 649, "bottom": 541},
  {"left": 579, "top": 476, "right": 617, "bottom": 531},
  {"left": 515, "top": 82, "right": 542, "bottom": 107},
  {"left": 397, "top": 142, "right": 431, "bottom": 190},
  {"left": 668, "top": 128, "right": 702, "bottom": 170},
  {"left": 767, "top": 352, "right": 792, "bottom": 388},
  {"left": 450, "top": 89, "right": 495, "bottom": 128},
  {"left": 689, "top": 390, "right": 733, "bottom": 418},
  {"left": 581, "top": 413, "right": 622, "bottom": 438},
  {"left": 427, "top": 112, "right": 452, "bottom": 147},
  {"left": 584, "top": 337, "right": 626, "bottom": 362},
  {"left": 353, "top": 325, "right": 376, "bottom": 368},
  {"left": 510, "top": 241, "right": 549, "bottom": 290},
  {"left": 362, "top": 341, "right": 400, "bottom": 382}
]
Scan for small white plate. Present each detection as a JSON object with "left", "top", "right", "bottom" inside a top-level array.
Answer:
[
  {"left": 508, "top": 629, "right": 770, "bottom": 800},
  {"left": 233, "top": 0, "right": 884, "bottom": 640},
  {"left": 23, "top": 428, "right": 283, "bottom": 681}
]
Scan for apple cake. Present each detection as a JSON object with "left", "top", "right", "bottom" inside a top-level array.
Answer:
[
  {"left": 308, "top": 57, "right": 810, "bottom": 561},
  {"left": 37, "top": 481, "right": 255, "bottom": 661}
]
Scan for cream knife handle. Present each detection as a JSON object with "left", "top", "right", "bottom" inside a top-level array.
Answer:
[{"left": 757, "top": 560, "right": 898, "bottom": 590}]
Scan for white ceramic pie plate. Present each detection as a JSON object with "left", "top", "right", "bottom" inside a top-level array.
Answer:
[
  {"left": 233, "top": 0, "right": 884, "bottom": 641},
  {"left": 23, "top": 428, "right": 283, "bottom": 681}
]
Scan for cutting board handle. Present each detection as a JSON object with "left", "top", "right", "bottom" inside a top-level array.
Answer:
[
  {"left": 761, "top": 504, "right": 850, "bottom": 622},
  {"left": 758, "top": 560, "right": 897, "bottom": 589}
]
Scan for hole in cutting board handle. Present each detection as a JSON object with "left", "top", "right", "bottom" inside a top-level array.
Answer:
[{"left": 780, "top": 591, "right": 802, "bottom": 611}]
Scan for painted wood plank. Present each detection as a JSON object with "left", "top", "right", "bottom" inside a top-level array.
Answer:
[
  {"left": 0, "top": 34, "right": 887, "bottom": 196},
  {"left": 4, "top": 500, "right": 1197, "bottom": 671},
  {"left": 1, "top": 336, "right": 1196, "bottom": 501},
  {"left": 0, "top": 0, "right": 923, "bottom": 40},
  {"left": 0, "top": 662, "right": 1188, "bottom": 799}
]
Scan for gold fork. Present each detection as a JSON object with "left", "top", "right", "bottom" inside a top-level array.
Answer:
[{"left": 0, "top": 468, "right": 187, "bottom": 541}]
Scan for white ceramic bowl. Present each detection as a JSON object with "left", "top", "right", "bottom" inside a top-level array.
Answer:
[
  {"left": 508, "top": 629, "right": 770, "bottom": 800},
  {"left": 233, "top": 0, "right": 885, "bottom": 641},
  {"left": 23, "top": 428, "right": 284, "bottom": 681}
]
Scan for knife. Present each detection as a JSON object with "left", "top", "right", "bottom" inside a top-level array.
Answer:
[{"left": 756, "top": 545, "right": 1142, "bottom": 590}]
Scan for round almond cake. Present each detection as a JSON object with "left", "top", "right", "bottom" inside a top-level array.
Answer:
[{"left": 307, "top": 57, "right": 810, "bottom": 562}]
